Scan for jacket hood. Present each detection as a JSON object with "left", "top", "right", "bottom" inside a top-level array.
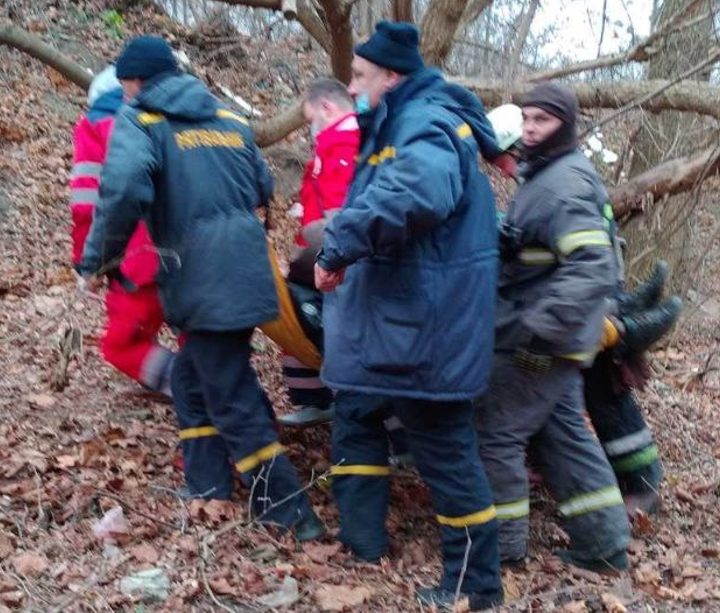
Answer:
[
  {"left": 88, "top": 88, "right": 124, "bottom": 122},
  {"left": 134, "top": 72, "right": 219, "bottom": 121},
  {"left": 425, "top": 77, "right": 502, "bottom": 160}
]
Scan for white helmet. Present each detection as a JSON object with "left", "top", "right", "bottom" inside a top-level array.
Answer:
[
  {"left": 88, "top": 65, "right": 121, "bottom": 107},
  {"left": 487, "top": 103, "right": 523, "bottom": 152}
]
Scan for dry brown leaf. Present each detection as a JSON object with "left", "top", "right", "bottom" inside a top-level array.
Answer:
[
  {"left": 560, "top": 601, "right": 588, "bottom": 613},
  {"left": 208, "top": 576, "right": 237, "bottom": 596},
  {"left": 0, "top": 535, "right": 13, "bottom": 559},
  {"left": 302, "top": 542, "right": 342, "bottom": 564},
  {"left": 129, "top": 543, "right": 160, "bottom": 564},
  {"left": 502, "top": 571, "right": 522, "bottom": 601},
  {"left": 55, "top": 454, "right": 78, "bottom": 468},
  {"left": 315, "top": 585, "right": 373, "bottom": 611},
  {"left": 11, "top": 552, "right": 48, "bottom": 577},
  {"left": 26, "top": 393, "right": 56, "bottom": 409},
  {"left": 189, "top": 499, "right": 237, "bottom": 524},
  {"left": 634, "top": 562, "right": 662, "bottom": 585},
  {"left": 0, "top": 591, "right": 24, "bottom": 607},
  {"left": 601, "top": 592, "right": 627, "bottom": 613}
]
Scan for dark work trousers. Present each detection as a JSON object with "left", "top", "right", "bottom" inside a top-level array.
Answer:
[
  {"left": 477, "top": 354, "right": 630, "bottom": 563},
  {"left": 171, "top": 329, "right": 313, "bottom": 528},
  {"left": 584, "top": 352, "right": 663, "bottom": 494},
  {"left": 331, "top": 391, "right": 503, "bottom": 605}
]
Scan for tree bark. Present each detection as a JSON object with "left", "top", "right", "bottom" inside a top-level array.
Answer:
[
  {"left": 317, "top": 0, "right": 354, "bottom": 83},
  {"left": 392, "top": 0, "right": 414, "bottom": 22},
  {"left": 420, "top": 0, "right": 472, "bottom": 67},
  {"left": 609, "top": 144, "right": 720, "bottom": 219},
  {"left": 0, "top": 24, "right": 92, "bottom": 90},
  {"left": 623, "top": 0, "right": 715, "bottom": 289},
  {"left": 453, "top": 77, "right": 720, "bottom": 121},
  {"left": 253, "top": 101, "right": 305, "bottom": 147}
]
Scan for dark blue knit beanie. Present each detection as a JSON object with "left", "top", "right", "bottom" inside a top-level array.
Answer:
[
  {"left": 355, "top": 21, "right": 425, "bottom": 74},
  {"left": 115, "top": 36, "right": 178, "bottom": 80}
]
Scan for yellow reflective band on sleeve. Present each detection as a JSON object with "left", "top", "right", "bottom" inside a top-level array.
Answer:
[
  {"left": 557, "top": 230, "right": 611, "bottom": 256},
  {"left": 436, "top": 505, "right": 497, "bottom": 528},
  {"left": 235, "top": 442, "right": 286, "bottom": 474},
  {"left": 560, "top": 350, "right": 596, "bottom": 362},
  {"left": 518, "top": 247, "right": 557, "bottom": 265},
  {"left": 558, "top": 485, "right": 623, "bottom": 518},
  {"left": 367, "top": 146, "right": 396, "bottom": 166},
  {"left": 138, "top": 112, "right": 165, "bottom": 125},
  {"left": 330, "top": 465, "right": 392, "bottom": 476},
  {"left": 216, "top": 108, "right": 250, "bottom": 124},
  {"left": 495, "top": 498, "right": 530, "bottom": 520},
  {"left": 456, "top": 123, "right": 473, "bottom": 138},
  {"left": 603, "top": 203, "right": 614, "bottom": 221},
  {"left": 179, "top": 426, "right": 220, "bottom": 440}
]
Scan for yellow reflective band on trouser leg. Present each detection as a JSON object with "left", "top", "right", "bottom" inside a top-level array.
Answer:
[
  {"left": 235, "top": 441, "right": 287, "bottom": 474},
  {"left": 178, "top": 425, "right": 220, "bottom": 440},
  {"left": 330, "top": 465, "right": 392, "bottom": 477},
  {"left": 556, "top": 230, "right": 612, "bottom": 256},
  {"left": 558, "top": 485, "right": 624, "bottom": 518},
  {"left": 494, "top": 498, "right": 530, "bottom": 520},
  {"left": 436, "top": 505, "right": 497, "bottom": 528}
]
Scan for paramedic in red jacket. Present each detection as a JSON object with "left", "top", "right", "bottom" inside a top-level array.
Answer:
[
  {"left": 277, "top": 78, "right": 360, "bottom": 427},
  {"left": 70, "top": 65, "right": 175, "bottom": 396}
]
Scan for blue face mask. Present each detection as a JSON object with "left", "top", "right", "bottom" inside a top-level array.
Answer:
[{"left": 355, "top": 92, "right": 372, "bottom": 114}]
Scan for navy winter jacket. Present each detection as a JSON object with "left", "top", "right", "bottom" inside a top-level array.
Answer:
[
  {"left": 318, "top": 68, "right": 499, "bottom": 400},
  {"left": 81, "top": 72, "right": 277, "bottom": 331}
]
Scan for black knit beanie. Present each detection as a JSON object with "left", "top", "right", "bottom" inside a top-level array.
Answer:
[{"left": 355, "top": 21, "right": 425, "bottom": 74}]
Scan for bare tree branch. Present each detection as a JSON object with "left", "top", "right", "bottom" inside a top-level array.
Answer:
[
  {"left": 610, "top": 142, "right": 720, "bottom": 217},
  {"left": 459, "top": 0, "right": 494, "bottom": 30},
  {"left": 453, "top": 76, "right": 720, "bottom": 120},
  {"left": 253, "top": 101, "right": 305, "bottom": 147},
  {"left": 215, "top": 0, "right": 331, "bottom": 53},
  {"left": 0, "top": 24, "right": 92, "bottom": 89},
  {"left": 527, "top": 0, "right": 709, "bottom": 82},
  {"left": 504, "top": 0, "right": 539, "bottom": 96},
  {"left": 420, "top": 0, "right": 472, "bottom": 66},
  {"left": 579, "top": 46, "right": 720, "bottom": 138}
]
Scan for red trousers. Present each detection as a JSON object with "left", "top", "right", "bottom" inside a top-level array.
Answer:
[{"left": 101, "top": 281, "right": 168, "bottom": 387}]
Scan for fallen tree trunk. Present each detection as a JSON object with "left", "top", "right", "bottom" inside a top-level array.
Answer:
[
  {"left": 453, "top": 77, "right": 720, "bottom": 120},
  {"left": 610, "top": 144, "right": 720, "bottom": 218},
  {"left": 0, "top": 24, "right": 92, "bottom": 89}
]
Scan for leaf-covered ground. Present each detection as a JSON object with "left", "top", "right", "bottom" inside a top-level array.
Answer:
[{"left": 1, "top": 2, "right": 720, "bottom": 611}]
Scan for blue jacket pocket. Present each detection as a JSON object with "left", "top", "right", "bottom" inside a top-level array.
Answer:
[{"left": 361, "top": 295, "right": 432, "bottom": 375}]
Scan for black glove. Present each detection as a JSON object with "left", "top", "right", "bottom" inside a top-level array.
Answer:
[{"left": 514, "top": 347, "right": 553, "bottom": 374}]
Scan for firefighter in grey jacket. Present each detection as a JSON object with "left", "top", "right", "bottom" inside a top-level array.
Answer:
[{"left": 476, "top": 82, "right": 631, "bottom": 572}]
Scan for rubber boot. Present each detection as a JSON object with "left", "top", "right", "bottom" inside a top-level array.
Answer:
[
  {"left": 617, "top": 260, "right": 668, "bottom": 316},
  {"left": 619, "top": 296, "right": 682, "bottom": 354}
]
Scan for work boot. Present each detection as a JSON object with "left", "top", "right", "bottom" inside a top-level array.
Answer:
[
  {"left": 617, "top": 260, "right": 668, "bottom": 316},
  {"left": 619, "top": 296, "right": 682, "bottom": 354},
  {"left": 624, "top": 490, "right": 661, "bottom": 516},
  {"left": 416, "top": 587, "right": 503, "bottom": 611},
  {"left": 555, "top": 548, "right": 629, "bottom": 574},
  {"left": 294, "top": 510, "right": 326, "bottom": 542}
]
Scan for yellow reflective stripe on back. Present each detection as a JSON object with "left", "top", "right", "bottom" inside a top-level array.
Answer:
[
  {"left": 179, "top": 426, "right": 220, "bottom": 440},
  {"left": 138, "top": 112, "right": 165, "bottom": 125},
  {"left": 437, "top": 505, "right": 497, "bottom": 528},
  {"left": 495, "top": 498, "right": 530, "bottom": 520},
  {"left": 558, "top": 485, "right": 623, "bottom": 517},
  {"left": 518, "top": 247, "right": 556, "bottom": 265},
  {"left": 235, "top": 441, "right": 286, "bottom": 473},
  {"left": 456, "top": 123, "right": 472, "bottom": 138},
  {"left": 557, "top": 230, "right": 611, "bottom": 256},
  {"left": 217, "top": 108, "right": 249, "bottom": 125},
  {"left": 603, "top": 203, "right": 614, "bottom": 221},
  {"left": 330, "top": 465, "right": 392, "bottom": 476}
]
